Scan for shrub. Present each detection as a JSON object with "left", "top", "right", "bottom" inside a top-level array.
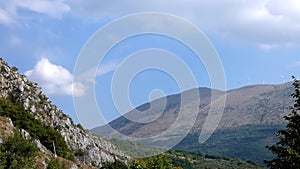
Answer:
[
  {"left": 0, "top": 132, "right": 38, "bottom": 169},
  {"left": 47, "top": 159, "right": 67, "bottom": 169},
  {"left": 102, "top": 160, "right": 128, "bottom": 169}
]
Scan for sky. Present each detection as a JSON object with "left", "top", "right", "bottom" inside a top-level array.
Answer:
[{"left": 0, "top": 0, "right": 300, "bottom": 129}]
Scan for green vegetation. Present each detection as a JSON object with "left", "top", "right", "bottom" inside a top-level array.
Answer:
[
  {"left": 0, "top": 98, "right": 74, "bottom": 160},
  {"left": 142, "top": 154, "right": 174, "bottom": 169},
  {"left": 265, "top": 77, "right": 300, "bottom": 168},
  {"left": 105, "top": 136, "right": 265, "bottom": 169},
  {"left": 47, "top": 159, "right": 67, "bottom": 169},
  {"left": 102, "top": 159, "right": 129, "bottom": 169},
  {"left": 174, "top": 124, "right": 284, "bottom": 164},
  {"left": 0, "top": 132, "right": 38, "bottom": 169},
  {"left": 76, "top": 123, "right": 84, "bottom": 130},
  {"left": 102, "top": 154, "right": 181, "bottom": 169},
  {"left": 102, "top": 150, "right": 263, "bottom": 169},
  {"left": 167, "top": 150, "right": 263, "bottom": 169},
  {"left": 110, "top": 138, "right": 161, "bottom": 158}
]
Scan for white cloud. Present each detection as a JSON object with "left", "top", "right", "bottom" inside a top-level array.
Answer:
[
  {"left": 25, "top": 58, "right": 85, "bottom": 97},
  {"left": 258, "top": 43, "right": 278, "bottom": 50},
  {"left": 97, "top": 60, "right": 119, "bottom": 76},
  {"left": 13, "top": 0, "right": 70, "bottom": 18},
  {"left": 65, "top": 0, "right": 300, "bottom": 47},
  {"left": 73, "top": 60, "right": 119, "bottom": 87},
  {"left": 0, "top": 0, "right": 70, "bottom": 25}
]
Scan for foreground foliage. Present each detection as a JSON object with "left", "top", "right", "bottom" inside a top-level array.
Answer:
[
  {"left": 265, "top": 77, "right": 300, "bottom": 168},
  {"left": 46, "top": 159, "right": 67, "bottom": 169},
  {"left": 0, "top": 132, "right": 38, "bottom": 169}
]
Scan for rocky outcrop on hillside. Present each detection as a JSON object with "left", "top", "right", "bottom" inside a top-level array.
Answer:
[
  {"left": 0, "top": 58, "right": 130, "bottom": 167},
  {"left": 0, "top": 117, "right": 14, "bottom": 144}
]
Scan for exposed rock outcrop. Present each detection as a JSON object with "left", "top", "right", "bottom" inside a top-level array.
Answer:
[{"left": 0, "top": 116, "right": 14, "bottom": 144}]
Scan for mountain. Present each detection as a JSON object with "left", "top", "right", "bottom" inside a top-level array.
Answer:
[
  {"left": 92, "top": 81, "right": 294, "bottom": 164},
  {"left": 0, "top": 58, "right": 130, "bottom": 168}
]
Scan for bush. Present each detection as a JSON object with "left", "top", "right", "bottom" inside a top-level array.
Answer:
[
  {"left": 145, "top": 154, "right": 174, "bottom": 169},
  {"left": 102, "top": 160, "right": 128, "bottom": 169},
  {"left": 76, "top": 123, "right": 84, "bottom": 130},
  {"left": 0, "top": 132, "right": 38, "bottom": 169},
  {"left": 47, "top": 159, "right": 67, "bottom": 169}
]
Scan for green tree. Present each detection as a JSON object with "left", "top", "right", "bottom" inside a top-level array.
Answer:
[
  {"left": 145, "top": 154, "right": 173, "bottom": 169},
  {"left": 264, "top": 77, "right": 300, "bottom": 168},
  {"left": 129, "top": 159, "right": 147, "bottom": 169},
  {"left": 102, "top": 159, "right": 128, "bottom": 169},
  {"left": 0, "top": 132, "right": 38, "bottom": 169}
]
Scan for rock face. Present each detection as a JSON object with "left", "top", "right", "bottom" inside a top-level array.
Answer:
[
  {"left": 0, "top": 117, "right": 14, "bottom": 144},
  {"left": 0, "top": 58, "right": 129, "bottom": 167}
]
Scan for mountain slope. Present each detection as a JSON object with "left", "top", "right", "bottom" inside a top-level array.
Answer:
[
  {"left": 0, "top": 58, "right": 129, "bottom": 168},
  {"left": 92, "top": 82, "right": 294, "bottom": 164},
  {"left": 94, "top": 83, "right": 292, "bottom": 137}
]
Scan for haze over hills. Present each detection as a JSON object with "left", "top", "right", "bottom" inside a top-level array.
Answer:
[{"left": 92, "top": 81, "right": 294, "bottom": 164}]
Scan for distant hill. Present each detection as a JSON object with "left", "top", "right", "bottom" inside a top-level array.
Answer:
[{"left": 92, "top": 82, "right": 294, "bottom": 164}]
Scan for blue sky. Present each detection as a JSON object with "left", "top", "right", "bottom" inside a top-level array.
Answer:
[{"left": 0, "top": 0, "right": 300, "bottom": 128}]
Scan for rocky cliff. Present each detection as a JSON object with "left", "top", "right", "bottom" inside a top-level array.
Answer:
[{"left": 0, "top": 58, "right": 130, "bottom": 168}]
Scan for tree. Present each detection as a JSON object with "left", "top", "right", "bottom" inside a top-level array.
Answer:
[
  {"left": 101, "top": 159, "right": 128, "bottom": 169},
  {"left": 264, "top": 77, "right": 300, "bottom": 168},
  {"left": 129, "top": 159, "right": 147, "bottom": 169},
  {"left": 145, "top": 154, "right": 173, "bottom": 169}
]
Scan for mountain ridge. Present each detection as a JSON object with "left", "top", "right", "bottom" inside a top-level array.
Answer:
[{"left": 93, "top": 82, "right": 293, "bottom": 136}]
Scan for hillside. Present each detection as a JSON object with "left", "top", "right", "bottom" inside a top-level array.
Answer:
[
  {"left": 0, "top": 58, "right": 130, "bottom": 168},
  {"left": 106, "top": 138, "right": 264, "bottom": 169},
  {"left": 92, "top": 81, "right": 294, "bottom": 164}
]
